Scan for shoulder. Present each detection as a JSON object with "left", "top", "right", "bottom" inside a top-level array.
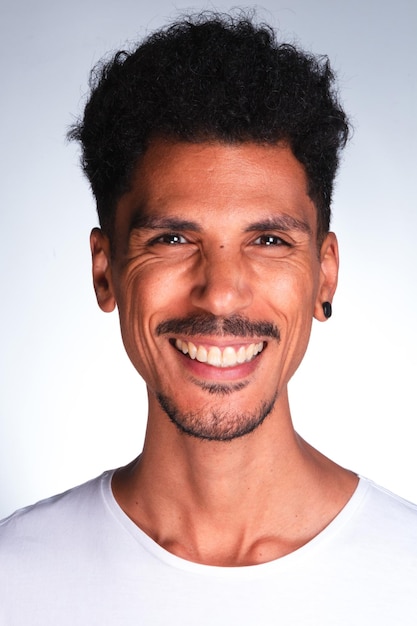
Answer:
[
  {"left": 360, "top": 477, "right": 417, "bottom": 522},
  {"left": 349, "top": 477, "right": 417, "bottom": 557},
  {"left": 0, "top": 470, "right": 113, "bottom": 550}
]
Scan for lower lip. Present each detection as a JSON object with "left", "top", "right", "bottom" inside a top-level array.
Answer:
[{"left": 174, "top": 346, "right": 263, "bottom": 381}]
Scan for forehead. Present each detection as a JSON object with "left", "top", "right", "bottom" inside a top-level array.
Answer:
[{"left": 115, "top": 139, "right": 317, "bottom": 233}]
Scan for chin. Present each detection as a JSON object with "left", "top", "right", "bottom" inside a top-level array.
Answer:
[{"left": 156, "top": 390, "right": 277, "bottom": 442}]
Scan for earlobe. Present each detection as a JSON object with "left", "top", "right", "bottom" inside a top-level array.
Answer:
[
  {"left": 314, "top": 232, "right": 339, "bottom": 322},
  {"left": 90, "top": 228, "right": 116, "bottom": 312}
]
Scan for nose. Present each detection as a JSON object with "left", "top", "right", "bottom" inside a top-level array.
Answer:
[{"left": 190, "top": 247, "right": 253, "bottom": 316}]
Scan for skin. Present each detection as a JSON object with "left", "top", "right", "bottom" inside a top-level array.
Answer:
[{"left": 91, "top": 139, "right": 358, "bottom": 566}]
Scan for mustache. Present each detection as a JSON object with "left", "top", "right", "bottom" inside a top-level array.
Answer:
[{"left": 156, "top": 314, "right": 280, "bottom": 340}]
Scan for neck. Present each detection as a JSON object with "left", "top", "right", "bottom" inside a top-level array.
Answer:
[{"left": 112, "top": 388, "right": 357, "bottom": 566}]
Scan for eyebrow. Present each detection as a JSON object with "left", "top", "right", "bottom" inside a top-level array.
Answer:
[
  {"left": 129, "top": 212, "right": 311, "bottom": 235},
  {"left": 244, "top": 215, "right": 312, "bottom": 235},
  {"left": 129, "top": 213, "right": 202, "bottom": 233}
]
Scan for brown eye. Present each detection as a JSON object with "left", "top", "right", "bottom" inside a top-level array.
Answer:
[
  {"left": 152, "top": 233, "right": 187, "bottom": 245},
  {"left": 254, "top": 234, "right": 288, "bottom": 246}
]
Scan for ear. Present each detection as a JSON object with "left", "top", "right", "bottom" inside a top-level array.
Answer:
[
  {"left": 314, "top": 232, "right": 339, "bottom": 322},
  {"left": 90, "top": 228, "right": 116, "bottom": 312}
]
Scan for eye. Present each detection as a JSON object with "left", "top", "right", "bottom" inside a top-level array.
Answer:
[
  {"left": 253, "top": 234, "right": 289, "bottom": 246},
  {"left": 151, "top": 232, "right": 188, "bottom": 245}
]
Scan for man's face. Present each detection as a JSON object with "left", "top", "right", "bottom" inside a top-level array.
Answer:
[{"left": 91, "top": 140, "right": 338, "bottom": 441}]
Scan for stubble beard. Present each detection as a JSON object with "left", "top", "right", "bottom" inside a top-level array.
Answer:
[
  {"left": 156, "top": 386, "right": 278, "bottom": 442},
  {"left": 155, "top": 313, "right": 281, "bottom": 441}
]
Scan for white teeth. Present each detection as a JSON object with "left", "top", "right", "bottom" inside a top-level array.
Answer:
[
  {"left": 188, "top": 341, "right": 197, "bottom": 359},
  {"left": 222, "top": 346, "right": 237, "bottom": 367},
  {"left": 196, "top": 345, "right": 207, "bottom": 363},
  {"left": 236, "top": 346, "right": 246, "bottom": 364},
  {"left": 174, "top": 339, "right": 264, "bottom": 367},
  {"left": 246, "top": 343, "right": 254, "bottom": 360},
  {"left": 207, "top": 346, "right": 222, "bottom": 367}
]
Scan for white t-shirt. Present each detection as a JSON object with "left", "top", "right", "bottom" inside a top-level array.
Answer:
[{"left": 1, "top": 471, "right": 416, "bottom": 625}]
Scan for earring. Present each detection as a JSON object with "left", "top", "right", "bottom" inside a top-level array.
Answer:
[{"left": 322, "top": 301, "right": 332, "bottom": 319}]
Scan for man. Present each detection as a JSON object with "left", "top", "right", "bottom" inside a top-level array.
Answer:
[{"left": 1, "top": 13, "right": 416, "bottom": 625}]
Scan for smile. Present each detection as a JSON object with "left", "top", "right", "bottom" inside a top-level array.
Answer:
[{"left": 174, "top": 339, "right": 265, "bottom": 368}]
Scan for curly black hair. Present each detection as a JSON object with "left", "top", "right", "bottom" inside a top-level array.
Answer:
[{"left": 68, "top": 13, "right": 349, "bottom": 241}]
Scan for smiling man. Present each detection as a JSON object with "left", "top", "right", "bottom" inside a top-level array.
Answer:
[{"left": 1, "top": 13, "right": 416, "bottom": 625}]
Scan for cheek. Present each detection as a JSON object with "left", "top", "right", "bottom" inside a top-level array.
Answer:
[
  {"left": 115, "top": 259, "right": 179, "bottom": 316},
  {"left": 260, "top": 260, "right": 318, "bottom": 315},
  {"left": 261, "top": 265, "right": 317, "bottom": 357},
  {"left": 113, "top": 264, "right": 188, "bottom": 371}
]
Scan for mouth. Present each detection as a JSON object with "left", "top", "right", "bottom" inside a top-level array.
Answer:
[{"left": 173, "top": 338, "right": 265, "bottom": 368}]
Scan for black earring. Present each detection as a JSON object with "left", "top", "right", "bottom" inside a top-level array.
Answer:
[{"left": 322, "top": 301, "right": 332, "bottom": 319}]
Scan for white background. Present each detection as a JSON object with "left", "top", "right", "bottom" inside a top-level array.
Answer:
[{"left": 0, "top": 0, "right": 416, "bottom": 518}]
